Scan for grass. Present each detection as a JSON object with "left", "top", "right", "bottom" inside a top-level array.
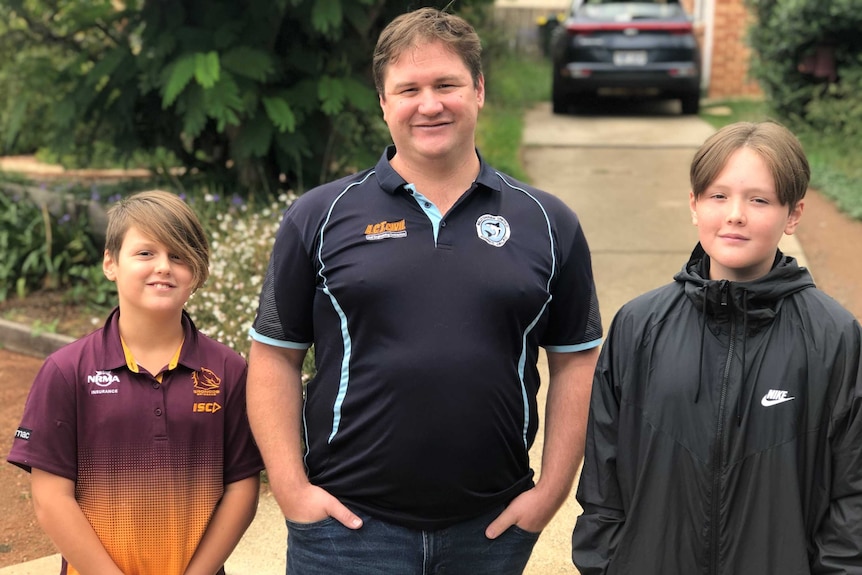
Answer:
[
  {"left": 700, "top": 98, "right": 862, "bottom": 220},
  {"left": 477, "top": 55, "right": 552, "bottom": 182},
  {"left": 699, "top": 97, "right": 778, "bottom": 127},
  {"left": 803, "top": 138, "right": 862, "bottom": 219}
]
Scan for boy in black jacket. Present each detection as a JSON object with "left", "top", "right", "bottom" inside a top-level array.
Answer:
[{"left": 572, "top": 121, "right": 862, "bottom": 574}]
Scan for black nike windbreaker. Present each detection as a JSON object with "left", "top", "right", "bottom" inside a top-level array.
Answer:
[{"left": 572, "top": 244, "right": 862, "bottom": 575}]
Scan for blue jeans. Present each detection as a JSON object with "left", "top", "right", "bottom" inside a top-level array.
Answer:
[{"left": 285, "top": 505, "right": 540, "bottom": 575}]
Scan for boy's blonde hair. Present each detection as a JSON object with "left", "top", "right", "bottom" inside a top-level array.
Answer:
[
  {"left": 104, "top": 190, "right": 210, "bottom": 291},
  {"left": 690, "top": 121, "right": 810, "bottom": 210},
  {"left": 372, "top": 7, "right": 483, "bottom": 98}
]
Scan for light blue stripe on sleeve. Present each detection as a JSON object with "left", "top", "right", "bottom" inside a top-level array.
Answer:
[
  {"left": 545, "top": 338, "right": 603, "bottom": 353},
  {"left": 248, "top": 327, "right": 312, "bottom": 350}
]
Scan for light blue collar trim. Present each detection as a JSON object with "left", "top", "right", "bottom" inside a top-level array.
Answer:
[{"left": 405, "top": 183, "right": 443, "bottom": 245}]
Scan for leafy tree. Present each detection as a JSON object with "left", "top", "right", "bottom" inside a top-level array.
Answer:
[
  {"left": 746, "top": 0, "right": 862, "bottom": 140},
  {"left": 0, "top": 0, "right": 493, "bottom": 193}
]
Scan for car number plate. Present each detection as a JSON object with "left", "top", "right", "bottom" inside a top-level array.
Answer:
[{"left": 613, "top": 51, "right": 647, "bottom": 66}]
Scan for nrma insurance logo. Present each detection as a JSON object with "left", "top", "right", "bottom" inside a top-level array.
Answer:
[
  {"left": 88, "top": 370, "right": 120, "bottom": 395},
  {"left": 88, "top": 370, "right": 120, "bottom": 386},
  {"left": 476, "top": 214, "right": 510, "bottom": 247}
]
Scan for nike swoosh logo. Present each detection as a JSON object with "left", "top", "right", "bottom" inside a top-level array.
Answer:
[{"left": 761, "top": 396, "right": 795, "bottom": 407}]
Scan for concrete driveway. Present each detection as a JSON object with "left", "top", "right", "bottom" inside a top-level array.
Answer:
[
  {"left": 524, "top": 100, "right": 713, "bottom": 327},
  {"left": 522, "top": 100, "right": 713, "bottom": 575}
]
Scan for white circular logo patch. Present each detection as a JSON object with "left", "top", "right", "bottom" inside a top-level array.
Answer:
[{"left": 476, "top": 214, "right": 510, "bottom": 247}]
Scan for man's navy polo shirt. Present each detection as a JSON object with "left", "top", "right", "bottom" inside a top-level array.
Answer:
[
  {"left": 251, "top": 147, "right": 602, "bottom": 530},
  {"left": 8, "top": 308, "right": 263, "bottom": 575}
]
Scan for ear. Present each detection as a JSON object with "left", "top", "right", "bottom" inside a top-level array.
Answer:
[
  {"left": 784, "top": 200, "right": 804, "bottom": 235},
  {"left": 688, "top": 190, "right": 698, "bottom": 225},
  {"left": 476, "top": 74, "right": 485, "bottom": 109},
  {"left": 379, "top": 93, "right": 387, "bottom": 123},
  {"left": 103, "top": 249, "right": 117, "bottom": 282}
]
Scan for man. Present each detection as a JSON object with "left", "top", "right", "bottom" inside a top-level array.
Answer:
[{"left": 247, "top": 7, "right": 602, "bottom": 574}]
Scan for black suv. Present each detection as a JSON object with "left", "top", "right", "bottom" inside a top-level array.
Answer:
[{"left": 550, "top": 0, "right": 702, "bottom": 114}]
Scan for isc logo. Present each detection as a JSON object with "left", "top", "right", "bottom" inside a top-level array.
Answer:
[{"left": 193, "top": 402, "right": 222, "bottom": 413}]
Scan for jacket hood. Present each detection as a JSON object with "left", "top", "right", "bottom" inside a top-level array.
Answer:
[
  {"left": 674, "top": 243, "right": 815, "bottom": 423},
  {"left": 674, "top": 242, "right": 815, "bottom": 333}
]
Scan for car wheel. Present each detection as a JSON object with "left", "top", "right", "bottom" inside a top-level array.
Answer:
[
  {"left": 552, "top": 93, "right": 569, "bottom": 115},
  {"left": 680, "top": 93, "right": 700, "bottom": 115},
  {"left": 551, "top": 76, "right": 569, "bottom": 115}
]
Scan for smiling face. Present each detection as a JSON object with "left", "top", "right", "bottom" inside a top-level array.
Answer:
[
  {"left": 690, "top": 147, "right": 804, "bottom": 282},
  {"left": 379, "top": 40, "right": 484, "bottom": 169},
  {"left": 103, "top": 226, "right": 196, "bottom": 319}
]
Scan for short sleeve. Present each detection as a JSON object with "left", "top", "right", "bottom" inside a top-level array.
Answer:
[
  {"left": 7, "top": 356, "right": 79, "bottom": 480},
  {"left": 220, "top": 361, "right": 264, "bottom": 484},
  {"left": 250, "top": 207, "right": 317, "bottom": 347},
  {"left": 543, "top": 210, "right": 602, "bottom": 351}
]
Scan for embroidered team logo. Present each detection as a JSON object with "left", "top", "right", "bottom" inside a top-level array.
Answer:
[
  {"left": 476, "top": 214, "right": 510, "bottom": 247},
  {"left": 88, "top": 370, "right": 119, "bottom": 395},
  {"left": 193, "top": 367, "right": 221, "bottom": 397},
  {"left": 364, "top": 219, "right": 407, "bottom": 241}
]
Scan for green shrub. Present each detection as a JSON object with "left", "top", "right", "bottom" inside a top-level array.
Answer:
[
  {"left": 67, "top": 262, "right": 118, "bottom": 310},
  {"left": 800, "top": 53, "right": 862, "bottom": 141},
  {"left": 0, "top": 186, "right": 102, "bottom": 301},
  {"left": 0, "top": 0, "right": 494, "bottom": 196},
  {"left": 747, "top": 0, "right": 862, "bottom": 142}
]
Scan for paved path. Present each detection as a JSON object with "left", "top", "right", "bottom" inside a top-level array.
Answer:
[{"left": 0, "top": 102, "right": 808, "bottom": 575}]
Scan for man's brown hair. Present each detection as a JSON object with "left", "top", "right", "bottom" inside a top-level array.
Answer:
[{"left": 373, "top": 7, "right": 483, "bottom": 98}]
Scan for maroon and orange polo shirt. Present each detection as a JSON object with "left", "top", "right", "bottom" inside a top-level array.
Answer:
[{"left": 8, "top": 308, "right": 263, "bottom": 575}]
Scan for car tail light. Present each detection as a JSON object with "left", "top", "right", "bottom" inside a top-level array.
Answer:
[
  {"left": 668, "top": 65, "right": 698, "bottom": 77},
  {"left": 563, "top": 66, "right": 593, "bottom": 78},
  {"left": 566, "top": 22, "right": 693, "bottom": 34}
]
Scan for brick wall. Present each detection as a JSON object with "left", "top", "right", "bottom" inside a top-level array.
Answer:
[
  {"left": 679, "top": 0, "right": 762, "bottom": 98},
  {"left": 709, "top": 0, "right": 762, "bottom": 98}
]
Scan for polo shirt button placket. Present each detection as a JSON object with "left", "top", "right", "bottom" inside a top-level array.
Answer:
[{"left": 154, "top": 408, "right": 163, "bottom": 416}]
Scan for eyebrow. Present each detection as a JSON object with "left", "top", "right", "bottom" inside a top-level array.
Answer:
[
  {"left": 390, "top": 74, "right": 466, "bottom": 91},
  {"left": 706, "top": 183, "right": 777, "bottom": 195}
]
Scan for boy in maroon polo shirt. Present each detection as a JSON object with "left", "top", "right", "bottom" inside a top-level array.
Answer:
[{"left": 7, "top": 190, "right": 263, "bottom": 575}]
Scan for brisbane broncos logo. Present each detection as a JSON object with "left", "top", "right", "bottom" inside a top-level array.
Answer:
[{"left": 193, "top": 367, "right": 221, "bottom": 396}]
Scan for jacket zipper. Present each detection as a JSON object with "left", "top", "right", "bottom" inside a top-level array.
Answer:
[{"left": 709, "top": 281, "right": 734, "bottom": 575}]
